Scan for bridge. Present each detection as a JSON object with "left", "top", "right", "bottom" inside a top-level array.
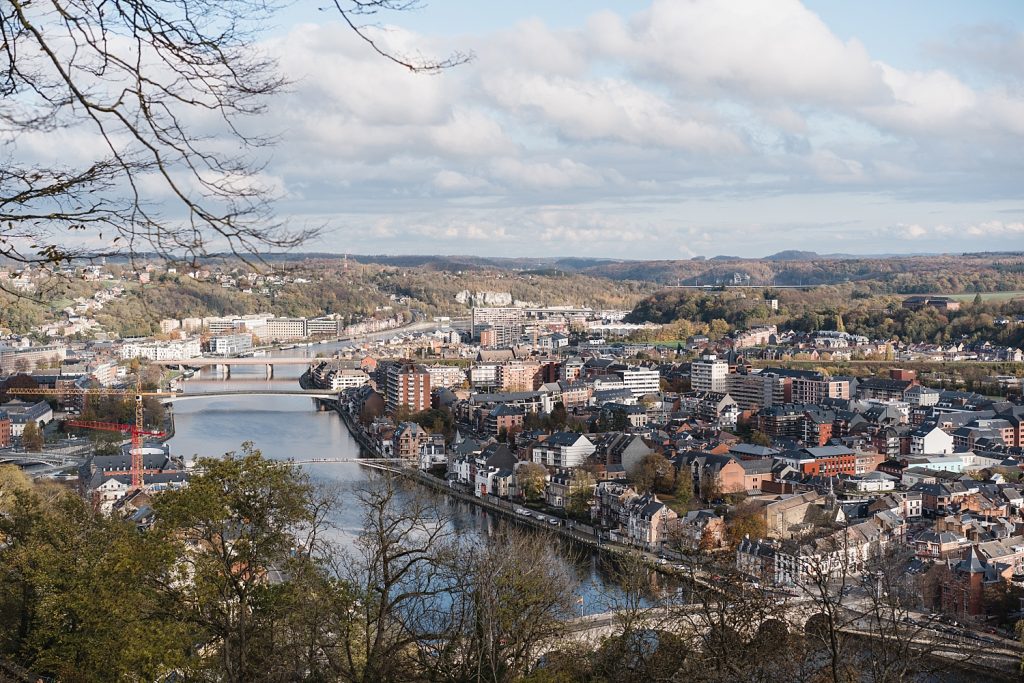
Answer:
[
  {"left": 559, "top": 597, "right": 1021, "bottom": 679},
  {"left": 161, "top": 389, "right": 338, "bottom": 403},
  {"left": 153, "top": 356, "right": 315, "bottom": 378}
]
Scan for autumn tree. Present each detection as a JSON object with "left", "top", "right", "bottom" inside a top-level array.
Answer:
[
  {"left": 20, "top": 421, "right": 43, "bottom": 452},
  {"left": 725, "top": 501, "right": 766, "bottom": 547},
  {"left": 630, "top": 453, "right": 676, "bottom": 494},
  {"left": 517, "top": 462, "right": 549, "bottom": 502},
  {"left": 153, "top": 443, "right": 336, "bottom": 683}
]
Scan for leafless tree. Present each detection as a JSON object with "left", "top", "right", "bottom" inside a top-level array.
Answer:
[
  {"left": 330, "top": 473, "right": 462, "bottom": 683},
  {"left": 429, "top": 527, "right": 578, "bottom": 683},
  {"left": 1, "top": 0, "right": 468, "bottom": 270}
]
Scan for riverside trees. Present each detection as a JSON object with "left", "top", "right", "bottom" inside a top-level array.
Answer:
[
  {"left": 0, "top": 455, "right": 577, "bottom": 682},
  {"left": 0, "top": 455, "right": 991, "bottom": 682}
]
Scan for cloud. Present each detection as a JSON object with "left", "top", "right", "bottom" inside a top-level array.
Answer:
[
  {"left": 240, "top": 5, "right": 1024, "bottom": 257},
  {"left": 965, "top": 221, "right": 1024, "bottom": 236}
]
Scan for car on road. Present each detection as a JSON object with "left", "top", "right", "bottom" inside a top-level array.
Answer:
[{"left": 548, "top": 517, "right": 560, "bottom": 526}]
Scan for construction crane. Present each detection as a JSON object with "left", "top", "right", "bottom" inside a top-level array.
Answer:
[{"left": 6, "top": 384, "right": 173, "bottom": 489}]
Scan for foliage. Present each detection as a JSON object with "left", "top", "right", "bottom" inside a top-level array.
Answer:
[
  {"left": 20, "top": 421, "right": 43, "bottom": 452},
  {"left": 629, "top": 453, "right": 676, "bottom": 495},
  {"left": 725, "top": 502, "right": 767, "bottom": 546},
  {"left": 517, "top": 463, "right": 549, "bottom": 502}
]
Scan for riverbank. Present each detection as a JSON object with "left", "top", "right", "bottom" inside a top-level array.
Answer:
[{"left": 317, "top": 380, "right": 671, "bottom": 567}]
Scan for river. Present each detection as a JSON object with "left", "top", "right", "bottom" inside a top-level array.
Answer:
[{"left": 166, "top": 343, "right": 628, "bottom": 608}]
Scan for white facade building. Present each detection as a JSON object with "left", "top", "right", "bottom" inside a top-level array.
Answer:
[
  {"left": 617, "top": 367, "right": 660, "bottom": 398},
  {"left": 910, "top": 425, "right": 955, "bottom": 455},
  {"left": 691, "top": 356, "right": 729, "bottom": 393},
  {"left": 118, "top": 337, "right": 201, "bottom": 361},
  {"left": 532, "top": 432, "right": 595, "bottom": 468}
]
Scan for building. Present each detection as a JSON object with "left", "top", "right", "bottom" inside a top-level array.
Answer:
[
  {"left": 910, "top": 425, "right": 955, "bottom": 455},
  {"left": 484, "top": 404, "right": 525, "bottom": 436},
  {"left": 307, "top": 316, "right": 342, "bottom": 337},
  {"left": 386, "top": 363, "right": 432, "bottom": 413},
  {"left": 426, "top": 364, "right": 466, "bottom": 390},
  {"left": 3, "top": 399, "right": 54, "bottom": 437},
  {"left": 727, "top": 371, "right": 786, "bottom": 411},
  {"left": 532, "top": 432, "right": 595, "bottom": 469},
  {"left": 0, "top": 343, "right": 68, "bottom": 373},
  {"left": 472, "top": 307, "right": 523, "bottom": 340},
  {"left": 617, "top": 366, "right": 661, "bottom": 398},
  {"left": 118, "top": 337, "right": 201, "bottom": 361},
  {"left": 903, "top": 296, "right": 961, "bottom": 313},
  {"left": 210, "top": 333, "right": 253, "bottom": 356},
  {"left": 791, "top": 374, "right": 850, "bottom": 404},
  {"left": 691, "top": 356, "right": 729, "bottom": 393},
  {"left": 0, "top": 410, "right": 11, "bottom": 448},
  {"left": 263, "top": 317, "right": 307, "bottom": 341},
  {"left": 395, "top": 422, "right": 430, "bottom": 460}
]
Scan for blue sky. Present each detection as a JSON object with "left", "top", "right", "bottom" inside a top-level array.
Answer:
[{"left": 257, "top": 0, "right": 1024, "bottom": 258}]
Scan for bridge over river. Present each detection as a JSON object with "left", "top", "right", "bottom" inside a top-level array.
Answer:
[
  {"left": 161, "top": 389, "right": 338, "bottom": 403},
  {"left": 153, "top": 356, "right": 315, "bottom": 378}
]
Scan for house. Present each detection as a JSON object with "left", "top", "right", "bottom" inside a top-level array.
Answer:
[
  {"left": 622, "top": 493, "right": 678, "bottom": 552},
  {"left": 910, "top": 424, "right": 954, "bottom": 455},
  {"left": 594, "top": 432, "right": 656, "bottom": 472},
  {"left": 532, "top": 432, "right": 595, "bottom": 469},
  {"left": 673, "top": 509, "right": 726, "bottom": 550},
  {"left": 394, "top": 422, "right": 429, "bottom": 460}
]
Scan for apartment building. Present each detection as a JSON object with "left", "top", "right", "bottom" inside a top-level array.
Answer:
[
  {"left": 386, "top": 363, "right": 431, "bottom": 413},
  {"left": 727, "top": 371, "right": 786, "bottom": 410},
  {"left": 264, "top": 318, "right": 308, "bottom": 341},
  {"left": 472, "top": 307, "right": 523, "bottom": 338},
  {"left": 614, "top": 366, "right": 660, "bottom": 398},
  {"left": 691, "top": 356, "right": 729, "bottom": 393}
]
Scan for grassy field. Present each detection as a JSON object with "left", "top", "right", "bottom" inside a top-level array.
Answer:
[{"left": 916, "top": 291, "right": 1024, "bottom": 302}]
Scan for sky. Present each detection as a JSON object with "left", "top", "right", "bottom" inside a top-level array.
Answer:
[{"left": 175, "top": 1, "right": 1024, "bottom": 258}]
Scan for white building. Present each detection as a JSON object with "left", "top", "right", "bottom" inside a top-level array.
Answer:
[
  {"left": 910, "top": 425, "right": 954, "bottom": 455},
  {"left": 691, "top": 356, "right": 729, "bottom": 393},
  {"left": 118, "top": 337, "right": 201, "bottom": 361},
  {"left": 324, "top": 368, "right": 370, "bottom": 391},
  {"left": 532, "top": 432, "right": 595, "bottom": 469},
  {"left": 617, "top": 367, "right": 660, "bottom": 398},
  {"left": 210, "top": 333, "right": 253, "bottom": 356},
  {"left": 426, "top": 364, "right": 467, "bottom": 389}
]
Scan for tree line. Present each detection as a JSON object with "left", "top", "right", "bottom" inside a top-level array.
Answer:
[{"left": 0, "top": 445, "right": 997, "bottom": 682}]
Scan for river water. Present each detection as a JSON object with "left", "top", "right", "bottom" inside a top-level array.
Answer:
[{"left": 166, "top": 343, "right": 625, "bottom": 607}]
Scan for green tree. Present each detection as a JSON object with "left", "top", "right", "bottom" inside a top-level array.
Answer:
[
  {"left": 749, "top": 430, "right": 772, "bottom": 447},
  {"left": 20, "top": 421, "right": 43, "bottom": 452},
  {"left": 674, "top": 466, "right": 694, "bottom": 509},
  {"left": 153, "top": 443, "right": 333, "bottom": 683},
  {"left": 0, "top": 484, "right": 190, "bottom": 681}
]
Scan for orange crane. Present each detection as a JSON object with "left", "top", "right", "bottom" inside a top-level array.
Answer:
[{"left": 6, "top": 384, "right": 174, "bottom": 489}]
